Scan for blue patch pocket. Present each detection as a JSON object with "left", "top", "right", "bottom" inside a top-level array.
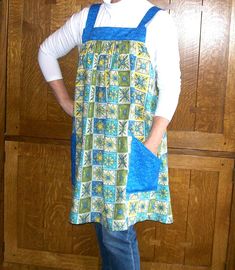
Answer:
[
  {"left": 71, "top": 132, "right": 76, "bottom": 187},
  {"left": 126, "top": 134, "right": 162, "bottom": 193}
]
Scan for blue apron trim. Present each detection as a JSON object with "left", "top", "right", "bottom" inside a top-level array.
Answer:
[
  {"left": 82, "top": 4, "right": 162, "bottom": 43},
  {"left": 126, "top": 133, "right": 162, "bottom": 193},
  {"left": 137, "top": 6, "right": 161, "bottom": 28},
  {"left": 83, "top": 27, "right": 147, "bottom": 42},
  {"left": 84, "top": 3, "right": 101, "bottom": 34},
  {"left": 71, "top": 118, "right": 76, "bottom": 187}
]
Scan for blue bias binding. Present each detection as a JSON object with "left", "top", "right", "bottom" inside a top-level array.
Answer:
[
  {"left": 83, "top": 27, "right": 147, "bottom": 43},
  {"left": 71, "top": 124, "right": 76, "bottom": 187},
  {"left": 84, "top": 4, "right": 101, "bottom": 33},
  {"left": 82, "top": 4, "right": 162, "bottom": 43},
  {"left": 126, "top": 134, "right": 162, "bottom": 193}
]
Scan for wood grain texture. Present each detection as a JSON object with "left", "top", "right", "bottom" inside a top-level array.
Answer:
[
  {"left": 211, "top": 166, "right": 233, "bottom": 269},
  {"left": 224, "top": 0, "right": 235, "bottom": 140},
  {"left": 184, "top": 170, "right": 218, "bottom": 266},
  {"left": 6, "top": 0, "right": 23, "bottom": 135},
  {"left": 21, "top": 1, "right": 49, "bottom": 123},
  {"left": 168, "top": 131, "right": 235, "bottom": 152},
  {"left": 0, "top": 0, "right": 8, "bottom": 264}
]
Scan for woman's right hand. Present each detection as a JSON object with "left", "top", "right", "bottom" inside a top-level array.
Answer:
[
  {"left": 48, "top": 79, "right": 74, "bottom": 117},
  {"left": 60, "top": 97, "right": 74, "bottom": 117}
]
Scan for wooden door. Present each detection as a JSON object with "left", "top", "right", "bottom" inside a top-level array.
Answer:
[{"left": 2, "top": 0, "right": 235, "bottom": 269}]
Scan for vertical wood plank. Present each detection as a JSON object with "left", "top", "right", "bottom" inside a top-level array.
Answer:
[
  {"left": 211, "top": 163, "right": 233, "bottom": 269},
  {"left": 6, "top": 0, "right": 24, "bottom": 134},
  {"left": 184, "top": 170, "right": 218, "bottom": 266},
  {"left": 43, "top": 145, "right": 73, "bottom": 253},
  {"left": 17, "top": 144, "right": 46, "bottom": 250},
  {"left": 21, "top": 1, "right": 49, "bottom": 122},
  {"left": 4, "top": 142, "right": 19, "bottom": 257},
  {"left": 0, "top": 0, "right": 8, "bottom": 263},
  {"left": 195, "top": 0, "right": 231, "bottom": 133},
  {"left": 224, "top": 0, "right": 235, "bottom": 140}
]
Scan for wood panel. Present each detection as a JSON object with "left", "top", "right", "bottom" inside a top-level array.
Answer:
[
  {"left": 4, "top": 141, "right": 100, "bottom": 270},
  {"left": 224, "top": 0, "right": 235, "bottom": 141},
  {"left": 0, "top": 0, "right": 9, "bottom": 264},
  {"left": 184, "top": 170, "right": 218, "bottom": 266},
  {"left": 4, "top": 141, "right": 234, "bottom": 270},
  {"left": 6, "top": 0, "right": 80, "bottom": 139},
  {"left": 168, "top": 0, "right": 235, "bottom": 152}
]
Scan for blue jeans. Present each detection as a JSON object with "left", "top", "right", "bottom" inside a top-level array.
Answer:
[{"left": 94, "top": 222, "right": 141, "bottom": 270}]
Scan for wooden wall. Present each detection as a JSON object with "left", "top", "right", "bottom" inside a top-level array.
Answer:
[
  {"left": 0, "top": 0, "right": 235, "bottom": 269},
  {"left": 0, "top": 0, "right": 8, "bottom": 265}
]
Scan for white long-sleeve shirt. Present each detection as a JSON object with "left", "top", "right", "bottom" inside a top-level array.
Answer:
[{"left": 38, "top": 0, "right": 181, "bottom": 121}]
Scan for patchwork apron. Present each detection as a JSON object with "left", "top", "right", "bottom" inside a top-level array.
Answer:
[{"left": 69, "top": 3, "right": 173, "bottom": 231}]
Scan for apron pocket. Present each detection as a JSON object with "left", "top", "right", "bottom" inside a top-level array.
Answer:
[{"left": 126, "top": 133, "right": 162, "bottom": 193}]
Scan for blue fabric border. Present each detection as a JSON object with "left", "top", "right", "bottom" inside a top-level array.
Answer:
[
  {"left": 83, "top": 27, "right": 147, "bottom": 42},
  {"left": 84, "top": 3, "right": 101, "bottom": 33},
  {"left": 82, "top": 4, "right": 162, "bottom": 43},
  {"left": 71, "top": 117, "right": 76, "bottom": 187}
]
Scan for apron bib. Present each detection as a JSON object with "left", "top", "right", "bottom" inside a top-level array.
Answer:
[{"left": 69, "top": 4, "right": 173, "bottom": 231}]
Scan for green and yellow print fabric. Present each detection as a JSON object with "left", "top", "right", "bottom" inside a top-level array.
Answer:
[{"left": 69, "top": 40, "right": 173, "bottom": 231}]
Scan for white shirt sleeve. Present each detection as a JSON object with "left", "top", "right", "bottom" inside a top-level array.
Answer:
[
  {"left": 38, "top": 8, "right": 89, "bottom": 82},
  {"left": 147, "top": 10, "right": 181, "bottom": 121}
]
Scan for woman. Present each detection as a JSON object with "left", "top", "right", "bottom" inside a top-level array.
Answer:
[{"left": 38, "top": 0, "right": 181, "bottom": 269}]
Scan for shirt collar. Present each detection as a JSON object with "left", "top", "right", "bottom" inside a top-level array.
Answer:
[{"left": 103, "top": 0, "right": 136, "bottom": 13}]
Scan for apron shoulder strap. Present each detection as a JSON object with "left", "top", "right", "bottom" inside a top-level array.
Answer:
[
  {"left": 137, "top": 6, "right": 162, "bottom": 29},
  {"left": 84, "top": 4, "right": 101, "bottom": 34}
]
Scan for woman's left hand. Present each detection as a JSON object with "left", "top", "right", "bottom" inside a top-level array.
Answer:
[
  {"left": 143, "top": 137, "right": 161, "bottom": 156},
  {"left": 143, "top": 115, "right": 170, "bottom": 155}
]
